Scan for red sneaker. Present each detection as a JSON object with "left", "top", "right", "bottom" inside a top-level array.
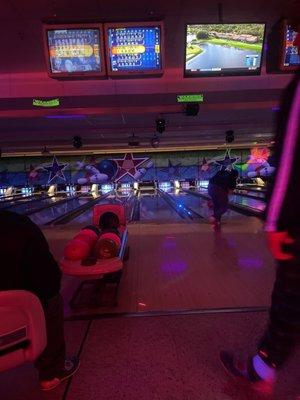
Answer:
[{"left": 40, "top": 356, "right": 80, "bottom": 391}]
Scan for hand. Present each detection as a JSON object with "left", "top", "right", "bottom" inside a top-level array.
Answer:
[{"left": 267, "top": 231, "right": 295, "bottom": 261}]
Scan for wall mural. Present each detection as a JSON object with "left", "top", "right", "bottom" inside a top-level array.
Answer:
[
  {"left": 234, "top": 148, "right": 275, "bottom": 178},
  {"left": 0, "top": 147, "right": 274, "bottom": 186}
]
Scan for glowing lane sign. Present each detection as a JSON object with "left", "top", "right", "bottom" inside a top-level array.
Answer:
[
  {"left": 176, "top": 94, "right": 204, "bottom": 103},
  {"left": 33, "top": 98, "right": 60, "bottom": 107}
]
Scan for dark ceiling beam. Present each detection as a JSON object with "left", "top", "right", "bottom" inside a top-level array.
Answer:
[{"left": 0, "top": 100, "right": 278, "bottom": 118}]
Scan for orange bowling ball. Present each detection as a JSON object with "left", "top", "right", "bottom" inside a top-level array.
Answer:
[{"left": 94, "top": 231, "right": 121, "bottom": 259}]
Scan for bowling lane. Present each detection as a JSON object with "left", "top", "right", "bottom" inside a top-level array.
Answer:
[
  {"left": 0, "top": 193, "right": 45, "bottom": 208},
  {"left": 234, "top": 187, "right": 265, "bottom": 200},
  {"left": 64, "top": 190, "right": 133, "bottom": 226},
  {"left": 230, "top": 193, "right": 266, "bottom": 213},
  {"left": 170, "top": 190, "right": 244, "bottom": 220},
  {"left": 4, "top": 195, "right": 66, "bottom": 214},
  {"left": 139, "top": 192, "right": 183, "bottom": 221},
  {"left": 29, "top": 197, "right": 92, "bottom": 225},
  {"left": 193, "top": 188, "right": 265, "bottom": 214}
]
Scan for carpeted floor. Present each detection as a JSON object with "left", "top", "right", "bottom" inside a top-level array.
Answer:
[
  {"left": 1, "top": 311, "right": 299, "bottom": 400},
  {"left": 0, "top": 320, "right": 89, "bottom": 400}
]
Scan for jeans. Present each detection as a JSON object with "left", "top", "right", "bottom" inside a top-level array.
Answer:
[
  {"left": 258, "top": 237, "right": 300, "bottom": 368},
  {"left": 34, "top": 294, "right": 66, "bottom": 380}
]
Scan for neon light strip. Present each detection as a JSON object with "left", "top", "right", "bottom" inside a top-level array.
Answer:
[{"left": 266, "top": 82, "right": 300, "bottom": 231}]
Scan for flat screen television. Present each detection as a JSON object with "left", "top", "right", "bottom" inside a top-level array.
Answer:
[
  {"left": 43, "top": 23, "right": 106, "bottom": 78},
  {"left": 184, "top": 23, "right": 266, "bottom": 77},
  {"left": 105, "top": 21, "right": 164, "bottom": 76},
  {"left": 280, "top": 21, "right": 300, "bottom": 71}
]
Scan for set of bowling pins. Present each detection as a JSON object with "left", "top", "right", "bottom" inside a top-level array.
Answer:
[
  {"left": 101, "top": 184, "right": 114, "bottom": 193},
  {"left": 158, "top": 181, "right": 172, "bottom": 191},
  {"left": 181, "top": 181, "right": 190, "bottom": 189}
]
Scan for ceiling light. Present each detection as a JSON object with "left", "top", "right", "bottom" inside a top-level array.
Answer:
[
  {"left": 41, "top": 146, "right": 50, "bottom": 155},
  {"left": 185, "top": 103, "right": 199, "bottom": 116},
  {"left": 128, "top": 134, "right": 140, "bottom": 147},
  {"left": 225, "top": 130, "right": 234, "bottom": 143},
  {"left": 150, "top": 135, "right": 160, "bottom": 148},
  {"left": 73, "top": 136, "right": 82, "bottom": 149},
  {"left": 156, "top": 118, "right": 165, "bottom": 133}
]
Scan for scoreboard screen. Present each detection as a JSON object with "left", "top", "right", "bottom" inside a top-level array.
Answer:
[
  {"left": 43, "top": 24, "right": 105, "bottom": 78},
  {"left": 105, "top": 22, "right": 164, "bottom": 75},
  {"left": 282, "top": 23, "right": 300, "bottom": 70}
]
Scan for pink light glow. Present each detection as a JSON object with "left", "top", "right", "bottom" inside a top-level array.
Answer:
[{"left": 248, "top": 147, "right": 270, "bottom": 164}]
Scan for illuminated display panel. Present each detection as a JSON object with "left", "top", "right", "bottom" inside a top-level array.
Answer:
[
  {"left": 43, "top": 23, "right": 106, "bottom": 78},
  {"left": 105, "top": 21, "right": 164, "bottom": 75},
  {"left": 185, "top": 23, "right": 266, "bottom": 77},
  {"left": 281, "top": 21, "right": 300, "bottom": 70}
]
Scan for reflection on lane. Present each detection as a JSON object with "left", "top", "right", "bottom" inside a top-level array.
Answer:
[
  {"left": 235, "top": 188, "right": 265, "bottom": 199},
  {"left": 171, "top": 190, "right": 245, "bottom": 220},
  {"left": 0, "top": 194, "right": 46, "bottom": 209},
  {"left": 196, "top": 188, "right": 265, "bottom": 213},
  {"left": 230, "top": 194, "right": 266, "bottom": 212},
  {"left": 29, "top": 198, "right": 91, "bottom": 225},
  {"left": 170, "top": 190, "right": 205, "bottom": 214},
  {"left": 67, "top": 191, "right": 134, "bottom": 226},
  {"left": 6, "top": 196, "right": 64, "bottom": 214},
  {"left": 140, "top": 192, "right": 183, "bottom": 221}
]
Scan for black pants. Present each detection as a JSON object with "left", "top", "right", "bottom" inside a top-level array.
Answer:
[
  {"left": 34, "top": 294, "right": 66, "bottom": 380},
  {"left": 208, "top": 183, "right": 229, "bottom": 222},
  {"left": 258, "top": 241, "right": 300, "bottom": 368}
]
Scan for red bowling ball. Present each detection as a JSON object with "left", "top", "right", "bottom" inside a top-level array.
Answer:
[{"left": 64, "top": 227, "right": 99, "bottom": 261}]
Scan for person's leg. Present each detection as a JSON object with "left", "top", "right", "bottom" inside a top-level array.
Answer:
[
  {"left": 208, "top": 184, "right": 221, "bottom": 222},
  {"left": 34, "top": 294, "right": 66, "bottom": 381},
  {"left": 211, "top": 186, "right": 228, "bottom": 222},
  {"left": 217, "top": 188, "right": 229, "bottom": 221},
  {"left": 257, "top": 256, "right": 300, "bottom": 369},
  {"left": 221, "top": 240, "right": 300, "bottom": 389}
]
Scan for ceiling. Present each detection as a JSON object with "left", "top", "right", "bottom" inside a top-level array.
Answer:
[{"left": 0, "top": 0, "right": 299, "bottom": 156}]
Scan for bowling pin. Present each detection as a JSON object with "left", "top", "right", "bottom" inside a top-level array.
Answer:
[
  {"left": 133, "top": 168, "right": 147, "bottom": 180},
  {"left": 90, "top": 173, "right": 109, "bottom": 184}
]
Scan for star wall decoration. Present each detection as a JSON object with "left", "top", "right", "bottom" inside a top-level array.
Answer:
[
  {"left": 200, "top": 157, "right": 210, "bottom": 172},
  {"left": 113, "top": 153, "right": 148, "bottom": 181},
  {"left": 161, "top": 160, "right": 182, "bottom": 179},
  {"left": 214, "top": 149, "right": 239, "bottom": 169},
  {"left": 43, "top": 156, "right": 68, "bottom": 184}
]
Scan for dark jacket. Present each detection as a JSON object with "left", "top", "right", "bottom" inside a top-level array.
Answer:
[
  {"left": 265, "top": 71, "right": 300, "bottom": 234},
  {"left": 0, "top": 210, "right": 61, "bottom": 302},
  {"left": 209, "top": 169, "right": 237, "bottom": 191}
]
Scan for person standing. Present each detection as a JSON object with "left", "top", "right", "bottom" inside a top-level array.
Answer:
[
  {"left": 208, "top": 167, "right": 238, "bottom": 226},
  {"left": 0, "top": 210, "right": 80, "bottom": 391},
  {"left": 220, "top": 26, "right": 300, "bottom": 394}
]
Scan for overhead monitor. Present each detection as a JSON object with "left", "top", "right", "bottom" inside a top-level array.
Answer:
[
  {"left": 105, "top": 21, "right": 164, "bottom": 76},
  {"left": 43, "top": 23, "right": 106, "bottom": 78},
  {"left": 185, "top": 23, "right": 266, "bottom": 77},
  {"left": 281, "top": 21, "right": 300, "bottom": 71}
]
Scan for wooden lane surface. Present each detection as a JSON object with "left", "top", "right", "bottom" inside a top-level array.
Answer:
[{"left": 43, "top": 214, "right": 275, "bottom": 318}]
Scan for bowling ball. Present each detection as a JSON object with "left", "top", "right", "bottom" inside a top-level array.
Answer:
[
  {"left": 99, "top": 212, "right": 120, "bottom": 230},
  {"left": 64, "top": 238, "right": 91, "bottom": 261},
  {"left": 83, "top": 225, "right": 100, "bottom": 236},
  {"left": 97, "top": 159, "right": 118, "bottom": 180},
  {"left": 94, "top": 238, "right": 118, "bottom": 259},
  {"left": 94, "top": 231, "right": 121, "bottom": 259},
  {"left": 64, "top": 227, "right": 99, "bottom": 261}
]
